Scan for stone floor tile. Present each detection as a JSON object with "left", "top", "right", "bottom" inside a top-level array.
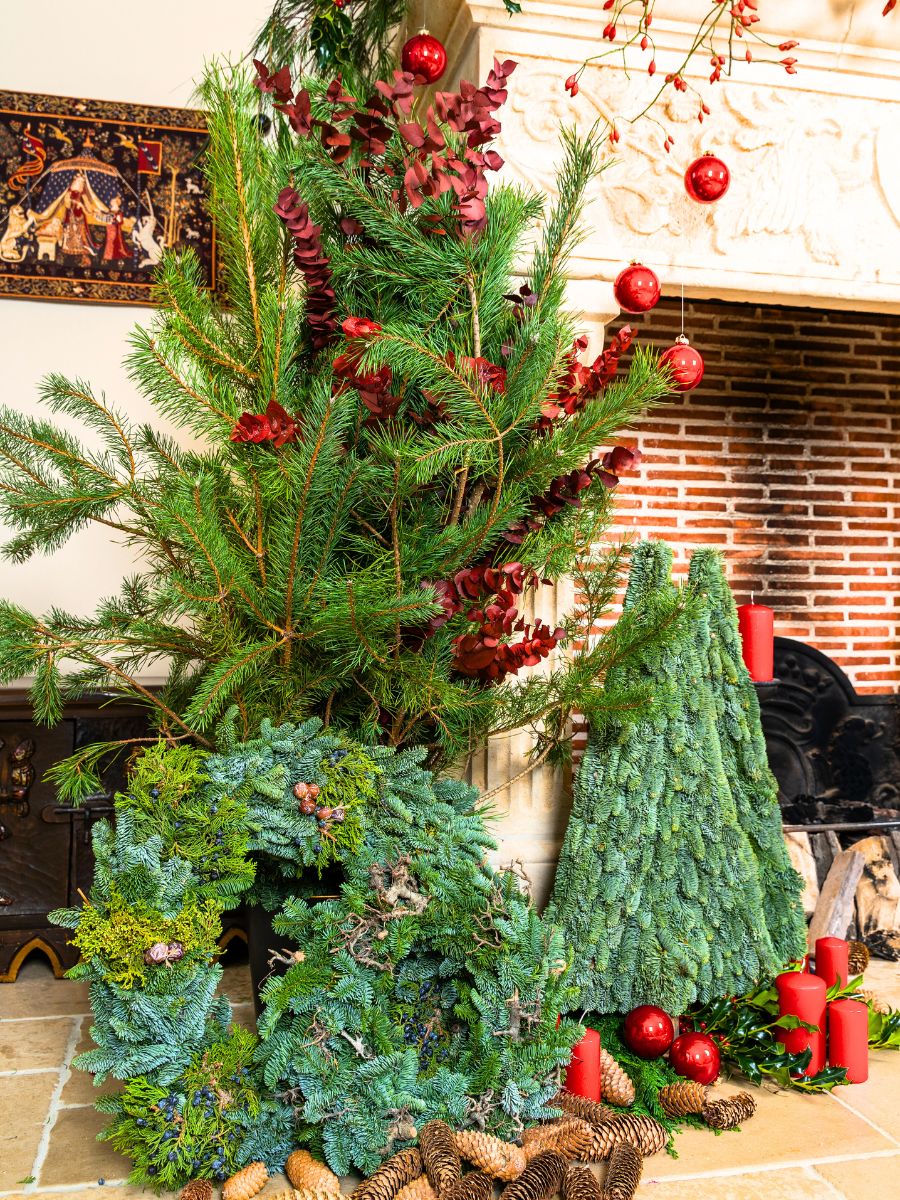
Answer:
[
  {"left": 218, "top": 963, "right": 254, "bottom": 1007},
  {"left": 633, "top": 1167, "right": 839, "bottom": 1199},
  {"left": 230, "top": 1003, "right": 258, "bottom": 1031},
  {"left": 0, "top": 1072, "right": 56, "bottom": 1190},
  {"left": 825, "top": 1049, "right": 900, "bottom": 1143},
  {"left": 17, "top": 1189, "right": 135, "bottom": 1200},
  {"left": 862, "top": 960, "right": 900, "bottom": 1011},
  {"left": 38, "top": 1105, "right": 131, "bottom": 1189},
  {"left": 59, "top": 1022, "right": 121, "bottom": 1108},
  {"left": 0, "top": 958, "right": 90, "bottom": 1019},
  {"left": 0, "top": 1016, "right": 76, "bottom": 1071},
  {"left": 815, "top": 1150, "right": 900, "bottom": 1199},
  {"left": 643, "top": 1077, "right": 894, "bottom": 1179}
]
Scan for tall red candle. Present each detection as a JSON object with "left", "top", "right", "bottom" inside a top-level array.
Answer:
[
  {"left": 737, "top": 601, "right": 775, "bottom": 681},
  {"left": 815, "top": 937, "right": 849, "bottom": 990},
  {"left": 565, "top": 1027, "right": 601, "bottom": 1101},
  {"left": 828, "top": 998, "right": 868, "bottom": 1083},
  {"left": 775, "top": 971, "right": 826, "bottom": 1077}
]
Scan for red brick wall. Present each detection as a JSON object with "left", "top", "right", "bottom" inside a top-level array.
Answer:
[{"left": 610, "top": 298, "right": 900, "bottom": 693}]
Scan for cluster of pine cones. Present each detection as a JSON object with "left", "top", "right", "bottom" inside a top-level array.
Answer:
[
  {"left": 659, "top": 1081, "right": 758, "bottom": 1131},
  {"left": 178, "top": 1064, "right": 665, "bottom": 1200},
  {"left": 180, "top": 1048, "right": 760, "bottom": 1200}
]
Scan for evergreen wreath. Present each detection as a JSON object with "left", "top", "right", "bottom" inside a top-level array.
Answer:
[{"left": 52, "top": 716, "right": 581, "bottom": 1190}]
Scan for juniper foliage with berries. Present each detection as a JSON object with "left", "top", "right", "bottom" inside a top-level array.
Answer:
[{"left": 0, "top": 57, "right": 675, "bottom": 802}]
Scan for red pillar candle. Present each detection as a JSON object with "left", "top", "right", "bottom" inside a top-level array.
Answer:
[
  {"left": 828, "top": 998, "right": 869, "bottom": 1083},
  {"left": 565, "top": 1027, "right": 601, "bottom": 1101},
  {"left": 775, "top": 971, "right": 826, "bottom": 1077},
  {"left": 815, "top": 936, "right": 849, "bottom": 990},
  {"left": 737, "top": 601, "right": 775, "bottom": 681}
]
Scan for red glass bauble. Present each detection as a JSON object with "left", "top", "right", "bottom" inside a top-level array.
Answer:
[
  {"left": 668, "top": 1031, "right": 721, "bottom": 1085},
  {"left": 622, "top": 1005, "right": 675, "bottom": 1059},
  {"left": 614, "top": 262, "right": 661, "bottom": 314},
  {"left": 684, "top": 153, "right": 730, "bottom": 203},
  {"left": 401, "top": 30, "right": 448, "bottom": 84},
  {"left": 659, "top": 335, "right": 704, "bottom": 392}
]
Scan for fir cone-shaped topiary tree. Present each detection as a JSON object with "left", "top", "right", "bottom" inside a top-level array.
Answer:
[
  {"left": 546, "top": 541, "right": 783, "bottom": 1014},
  {"left": 687, "top": 549, "right": 805, "bottom": 964}
]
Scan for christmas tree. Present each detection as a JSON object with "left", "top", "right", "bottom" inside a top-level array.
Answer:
[
  {"left": 687, "top": 549, "right": 805, "bottom": 964},
  {"left": 0, "top": 59, "right": 673, "bottom": 802},
  {"left": 546, "top": 541, "right": 790, "bottom": 1015}
]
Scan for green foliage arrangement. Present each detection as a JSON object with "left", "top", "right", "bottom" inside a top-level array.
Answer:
[
  {"left": 546, "top": 541, "right": 806, "bottom": 1015},
  {"left": 0, "top": 55, "right": 674, "bottom": 804},
  {"left": 55, "top": 718, "right": 581, "bottom": 1186},
  {"left": 96, "top": 1028, "right": 291, "bottom": 1189}
]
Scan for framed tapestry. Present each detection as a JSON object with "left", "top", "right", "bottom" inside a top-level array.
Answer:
[{"left": 0, "top": 91, "right": 214, "bottom": 305}]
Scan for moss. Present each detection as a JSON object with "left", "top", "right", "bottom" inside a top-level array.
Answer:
[{"left": 71, "top": 885, "right": 223, "bottom": 989}]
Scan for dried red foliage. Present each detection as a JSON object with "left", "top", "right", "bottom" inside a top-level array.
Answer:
[
  {"left": 273, "top": 187, "right": 337, "bottom": 349},
  {"left": 231, "top": 399, "right": 301, "bottom": 447}
]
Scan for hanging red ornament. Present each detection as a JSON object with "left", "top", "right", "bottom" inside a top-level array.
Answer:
[
  {"left": 659, "top": 334, "right": 704, "bottom": 392},
  {"left": 668, "top": 1031, "right": 721, "bottom": 1085},
  {"left": 622, "top": 1005, "right": 675, "bottom": 1059},
  {"left": 613, "top": 262, "right": 661, "bottom": 314},
  {"left": 684, "top": 153, "right": 730, "bottom": 203},
  {"left": 401, "top": 29, "right": 448, "bottom": 84}
]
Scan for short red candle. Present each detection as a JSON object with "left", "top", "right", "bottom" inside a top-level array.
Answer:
[
  {"left": 565, "top": 1027, "right": 601, "bottom": 1101},
  {"left": 815, "top": 937, "right": 849, "bottom": 990},
  {"left": 775, "top": 971, "right": 826, "bottom": 1077},
  {"left": 828, "top": 998, "right": 869, "bottom": 1083},
  {"left": 737, "top": 601, "right": 775, "bottom": 681}
]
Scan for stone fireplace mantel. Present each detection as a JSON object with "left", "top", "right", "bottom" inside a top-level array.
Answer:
[{"left": 432, "top": 0, "right": 900, "bottom": 324}]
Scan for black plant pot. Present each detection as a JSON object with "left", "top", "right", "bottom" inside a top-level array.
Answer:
[{"left": 245, "top": 864, "right": 345, "bottom": 1018}]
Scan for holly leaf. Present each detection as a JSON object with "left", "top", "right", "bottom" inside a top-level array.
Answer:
[{"left": 503, "top": 0, "right": 523, "bottom": 12}]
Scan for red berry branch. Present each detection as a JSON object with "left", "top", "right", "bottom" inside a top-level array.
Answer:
[{"left": 565, "top": 1, "right": 803, "bottom": 150}]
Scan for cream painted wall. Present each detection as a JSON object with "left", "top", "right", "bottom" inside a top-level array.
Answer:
[{"left": 0, "top": 3, "right": 271, "bottom": 619}]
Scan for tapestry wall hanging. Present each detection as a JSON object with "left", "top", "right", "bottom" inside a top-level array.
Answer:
[{"left": 0, "top": 91, "right": 214, "bottom": 305}]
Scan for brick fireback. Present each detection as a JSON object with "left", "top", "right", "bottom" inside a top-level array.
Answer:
[{"left": 609, "top": 297, "right": 900, "bottom": 693}]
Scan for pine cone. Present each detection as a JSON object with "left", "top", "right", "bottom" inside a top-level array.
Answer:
[
  {"left": 286, "top": 1149, "right": 342, "bottom": 1195},
  {"left": 599, "top": 1050, "right": 635, "bottom": 1108},
  {"left": 181, "top": 1182, "right": 213, "bottom": 1200},
  {"left": 521, "top": 1119, "right": 594, "bottom": 1160},
  {"left": 563, "top": 1165, "right": 602, "bottom": 1200},
  {"left": 581, "top": 1115, "right": 667, "bottom": 1161},
  {"left": 862, "top": 989, "right": 889, "bottom": 1014},
  {"left": 552, "top": 1091, "right": 617, "bottom": 1127},
  {"left": 848, "top": 940, "right": 870, "bottom": 976},
  {"left": 395, "top": 1179, "right": 438, "bottom": 1200},
  {"left": 600, "top": 1142, "right": 642, "bottom": 1200},
  {"left": 441, "top": 1173, "right": 493, "bottom": 1200},
  {"left": 455, "top": 1131, "right": 527, "bottom": 1182},
  {"left": 223, "top": 1162, "right": 269, "bottom": 1200},
  {"left": 353, "top": 1149, "right": 424, "bottom": 1200},
  {"left": 658, "top": 1080, "right": 708, "bottom": 1118},
  {"left": 701, "top": 1092, "right": 757, "bottom": 1131},
  {"left": 499, "top": 1151, "right": 568, "bottom": 1200},
  {"left": 420, "top": 1120, "right": 462, "bottom": 1193}
]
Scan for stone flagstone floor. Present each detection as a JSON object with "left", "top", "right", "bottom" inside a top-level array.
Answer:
[{"left": 1, "top": 957, "right": 898, "bottom": 1200}]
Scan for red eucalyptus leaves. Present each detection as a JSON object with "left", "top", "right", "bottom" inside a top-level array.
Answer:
[
  {"left": 273, "top": 188, "right": 337, "bottom": 349},
  {"left": 255, "top": 54, "right": 515, "bottom": 243},
  {"left": 427, "top": 561, "right": 565, "bottom": 683},
  {"left": 231, "top": 399, "right": 301, "bottom": 446}
]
